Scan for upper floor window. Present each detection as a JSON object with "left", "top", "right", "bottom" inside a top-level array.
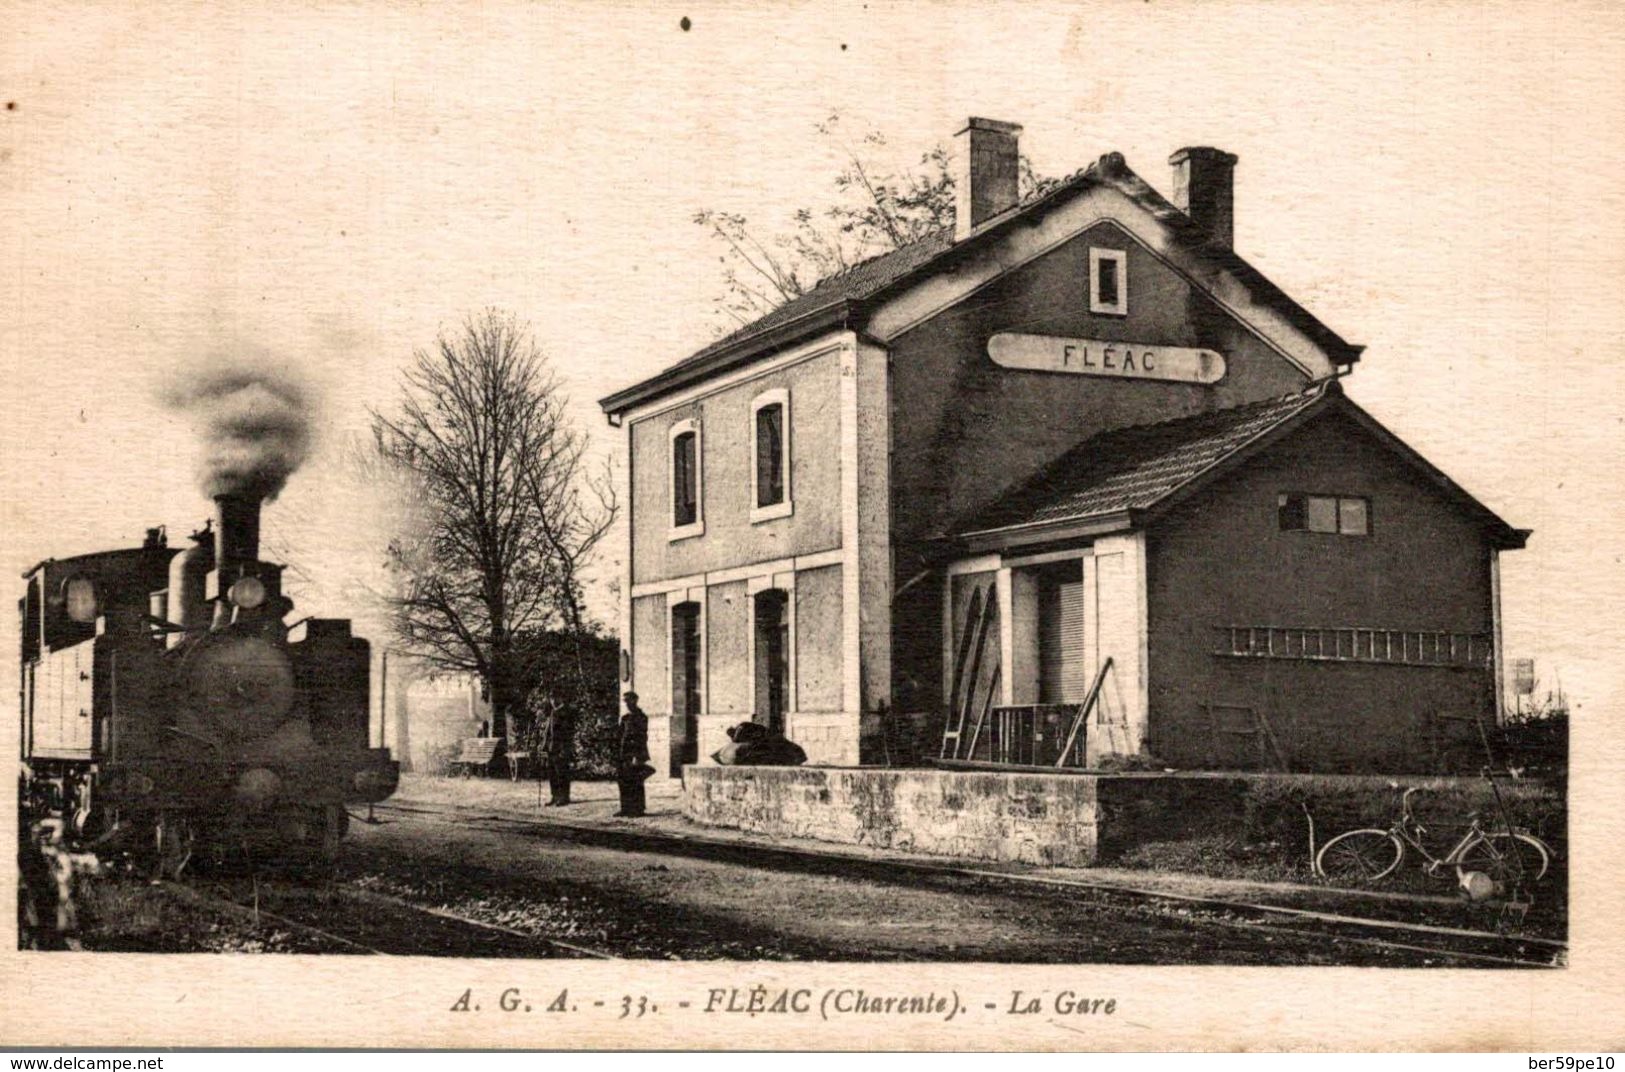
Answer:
[
  {"left": 1278, "top": 493, "right": 1370, "bottom": 536},
  {"left": 750, "top": 388, "right": 793, "bottom": 522},
  {"left": 670, "top": 419, "right": 703, "bottom": 539},
  {"left": 1089, "top": 247, "right": 1128, "bottom": 316}
]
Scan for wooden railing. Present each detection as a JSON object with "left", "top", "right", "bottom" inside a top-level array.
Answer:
[
  {"left": 967, "top": 703, "right": 1083, "bottom": 767},
  {"left": 1214, "top": 626, "right": 1492, "bottom": 669},
  {"left": 940, "top": 658, "right": 1113, "bottom": 771}
]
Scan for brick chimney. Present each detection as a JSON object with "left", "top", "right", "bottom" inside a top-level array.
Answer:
[
  {"left": 1169, "top": 147, "right": 1238, "bottom": 247},
  {"left": 954, "top": 118, "right": 1022, "bottom": 241}
]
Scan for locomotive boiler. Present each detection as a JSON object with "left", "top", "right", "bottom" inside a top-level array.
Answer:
[{"left": 20, "top": 491, "right": 397, "bottom": 874}]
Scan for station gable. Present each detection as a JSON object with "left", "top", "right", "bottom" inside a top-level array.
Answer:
[{"left": 867, "top": 193, "right": 1341, "bottom": 385}]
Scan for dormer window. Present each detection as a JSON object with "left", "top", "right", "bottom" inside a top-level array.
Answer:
[
  {"left": 750, "top": 388, "right": 793, "bottom": 522},
  {"left": 1089, "top": 247, "right": 1128, "bottom": 316},
  {"left": 670, "top": 419, "right": 703, "bottom": 540}
]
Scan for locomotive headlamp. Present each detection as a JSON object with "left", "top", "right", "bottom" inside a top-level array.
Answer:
[
  {"left": 64, "top": 577, "right": 100, "bottom": 623},
  {"left": 228, "top": 576, "right": 267, "bottom": 609}
]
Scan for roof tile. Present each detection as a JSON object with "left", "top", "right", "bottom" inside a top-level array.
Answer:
[
  {"left": 958, "top": 385, "right": 1329, "bottom": 535},
  {"left": 670, "top": 228, "right": 955, "bottom": 373}
]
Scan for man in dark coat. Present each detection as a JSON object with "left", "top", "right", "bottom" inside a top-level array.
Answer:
[
  {"left": 539, "top": 703, "right": 575, "bottom": 806},
  {"left": 615, "top": 691, "right": 650, "bottom": 818}
]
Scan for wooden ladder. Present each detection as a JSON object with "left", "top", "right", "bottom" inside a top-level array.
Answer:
[{"left": 941, "top": 586, "right": 998, "bottom": 761}]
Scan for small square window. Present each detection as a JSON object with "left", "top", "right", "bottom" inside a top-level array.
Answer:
[
  {"left": 1306, "top": 495, "right": 1338, "bottom": 533},
  {"left": 1096, "top": 258, "right": 1119, "bottom": 307},
  {"left": 1277, "top": 493, "right": 1305, "bottom": 531},
  {"left": 1089, "top": 248, "right": 1128, "bottom": 315},
  {"left": 1278, "top": 492, "right": 1371, "bottom": 537},
  {"left": 1338, "top": 497, "right": 1369, "bottom": 536}
]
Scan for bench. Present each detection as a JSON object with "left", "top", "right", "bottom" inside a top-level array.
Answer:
[{"left": 450, "top": 737, "right": 503, "bottom": 777}]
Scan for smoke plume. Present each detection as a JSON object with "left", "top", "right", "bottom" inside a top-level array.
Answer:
[{"left": 161, "top": 355, "right": 314, "bottom": 501}]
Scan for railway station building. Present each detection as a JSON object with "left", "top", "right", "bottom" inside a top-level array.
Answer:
[{"left": 600, "top": 118, "right": 1526, "bottom": 779}]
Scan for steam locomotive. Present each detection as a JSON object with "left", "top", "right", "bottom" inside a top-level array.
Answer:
[{"left": 19, "top": 491, "right": 397, "bottom": 874}]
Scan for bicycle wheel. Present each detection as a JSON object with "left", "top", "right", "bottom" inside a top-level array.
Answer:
[
  {"left": 1455, "top": 832, "right": 1551, "bottom": 886},
  {"left": 1315, "top": 829, "right": 1404, "bottom": 884}
]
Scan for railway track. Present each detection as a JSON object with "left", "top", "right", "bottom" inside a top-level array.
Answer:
[
  {"left": 160, "top": 880, "right": 386, "bottom": 954},
  {"left": 101, "top": 800, "right": 1565, "bottom": 966},
  {"left": 158, "top": 877, "right": 619, "bottom": 959},
  {"left": 380, "top": 800, "right": 1566, "bottom": 969},
  {"left": 877, "top": 858, "right": 1567, "bottom": 969}
]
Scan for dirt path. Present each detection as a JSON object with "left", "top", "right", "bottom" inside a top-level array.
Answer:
[{"left": 326, "top": 806, "right": 1522, "bottom": 965}]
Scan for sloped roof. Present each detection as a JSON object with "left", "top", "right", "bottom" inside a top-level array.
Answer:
[
  {"left": 962, "top": 386, "right": 1329, "bottom": 534},
  {"left": 955, "top": 380, "right": 1528, "bottom": 551},
  {"left": 599, "top": 153, "right": 1362, "bottom": 416},
  {"left": 670, "top": 228, "right": 955, "bottom": 375}
]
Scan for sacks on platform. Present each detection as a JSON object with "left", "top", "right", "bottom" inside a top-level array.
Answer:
[{"left": 711, "top": 721, "right": 808, "bottom": 767}]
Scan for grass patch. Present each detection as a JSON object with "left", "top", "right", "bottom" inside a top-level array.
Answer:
[
  {"left": 1243, "top": 774, "right": 1564, "bottom": 863},
  {"left": 76, "top": 878, "right": 348, "bottom": 954},
  {"left": 1108, "top": 772, "right": 1565, "bottom": 893},
  {"left": 1118, "top": 834, "right": 1303, "bottom": 882}
]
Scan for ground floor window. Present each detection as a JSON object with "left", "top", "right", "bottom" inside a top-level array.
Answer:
[
  {"left": 753, "top": 588, "right": 790, "bottom": 733},
  {"left": 671, "top": 600, "right": 701, "bottom": 771}
]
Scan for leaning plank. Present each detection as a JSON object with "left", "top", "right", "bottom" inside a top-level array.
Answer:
[
  {"left": 947, "top": 589, "right": 998, "bottom": 760},
  {"left": 941, "top": 586, "right": 989, "bottom": 759},
  {"left": 964, "top": 664, "right": 1000, "bottom": 762},
  {"left": 943, "top": 588, "right": 983, "bottom": 745},
  {"left": 1056, "top": 657, "right": 1113, "bottom": 768},
  {"left": 1252, "top": 707, "right": 1291, "bottom": 771}
]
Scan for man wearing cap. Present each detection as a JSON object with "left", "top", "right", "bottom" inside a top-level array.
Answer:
[{"left": 615, "top": 691, "right": 651, "bottom": 817}]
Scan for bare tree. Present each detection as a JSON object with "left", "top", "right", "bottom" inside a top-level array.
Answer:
[
  {"left": 696, "top": 111, "right": 1058, "bottom": 328},
  {"left": 370, "top": 309, "right": 617, "bottom": 739},
  {"left": 519, "top": 394, "right": 617, "bottom": 721}
]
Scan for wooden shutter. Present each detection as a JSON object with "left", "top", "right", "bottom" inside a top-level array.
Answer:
[
  {"left": 1056, "top": 579, "right": 1086, "bottom": 702},
  {"left": 1040, "top": 576, "right": 1086, "bottom": 703}
]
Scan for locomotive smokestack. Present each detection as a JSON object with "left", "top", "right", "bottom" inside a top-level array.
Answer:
[{"left": 213, "top": 493, "right": 262, "bottom": 577}]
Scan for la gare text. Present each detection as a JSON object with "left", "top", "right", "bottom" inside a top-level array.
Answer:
[{"left": 450, "top": 987, "right": 1116, "bottom": 1020}]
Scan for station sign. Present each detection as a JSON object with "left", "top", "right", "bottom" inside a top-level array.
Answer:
[{"left": 988, "top": 332, "right": 1226, "bottom": 385}]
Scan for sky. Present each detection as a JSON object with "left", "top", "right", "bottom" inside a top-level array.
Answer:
[{"left": 4, "top": 0, "right": 1623, "bottom": 721}]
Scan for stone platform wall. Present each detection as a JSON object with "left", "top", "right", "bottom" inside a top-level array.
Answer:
[
  {"left": 682, "top": 765, "right": 1106, "bottom": 866},
  {"left": 682, "top": 766, "right": 1541, "bottom": 871}
]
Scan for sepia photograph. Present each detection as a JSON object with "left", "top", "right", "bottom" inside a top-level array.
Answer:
[{"left": 4, "top": 0, "right": 1623, "bottom": 1053}]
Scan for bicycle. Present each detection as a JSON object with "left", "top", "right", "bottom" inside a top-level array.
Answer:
[{"left": 1313, "top": 771, "right": 1552, "bottom": 899}]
